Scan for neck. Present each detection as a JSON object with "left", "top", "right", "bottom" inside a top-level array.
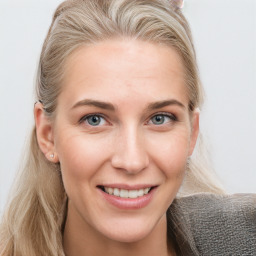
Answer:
[{"left": 63, "top": 205, "right": 175, "bottom": 256}]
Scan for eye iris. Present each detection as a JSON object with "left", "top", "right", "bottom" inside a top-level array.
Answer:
[
  {"left": 88, "top": 116, "right": 101, "bottom": 126},
  {"left": 152, "top": 115, "right": 165, "bottom": 125}
]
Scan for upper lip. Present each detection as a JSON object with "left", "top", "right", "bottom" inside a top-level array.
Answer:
[{"left": 97, "top": 184, "right": 158, "bottom": 190}]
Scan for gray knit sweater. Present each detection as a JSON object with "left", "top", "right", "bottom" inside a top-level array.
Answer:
[{"left": 168, "top": 193, "right": 256, "bottom": 255}]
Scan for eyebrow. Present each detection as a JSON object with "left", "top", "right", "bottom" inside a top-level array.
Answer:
[
  {"left": 147, "top": 99, "right": 185, "bottom": 110},
  {"left": 71, "top": 99, "right": 185, "bottom": 111},
  {"left": 71, "top": 99, "right": 115, "bottom": 111}
]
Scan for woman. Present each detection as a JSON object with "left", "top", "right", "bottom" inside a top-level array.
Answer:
[{"left": 1, "top": 0, "right": 255, "bottom": 255}]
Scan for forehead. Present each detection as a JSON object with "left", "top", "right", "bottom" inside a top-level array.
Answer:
[{"left": 59, "top": 38, "right": 188, "bottom": 108}]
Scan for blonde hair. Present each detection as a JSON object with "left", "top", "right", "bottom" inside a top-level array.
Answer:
[{"left": 0, "top": 0, "right": 224, "bottom": 255}]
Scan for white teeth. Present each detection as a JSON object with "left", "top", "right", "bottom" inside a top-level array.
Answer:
[
  {"left": 103, "top": 187, "right": 152, "bottom": 198},
  {"left": 108, "top": 187, "right": 113, "bottom": 195},
  {"left": 113, "top": 188, "right": 119, "bottom": 196},
  {"left": 128, "top": 190, "right": 138, "bottom": 198},
  {"left": 144, "top": 188, "right": 150, "bottom": 194},
  {"left": 120, "top": 189, "right": 129, "bottom": 198},
  {"left": 138, "top": 189, "right": 144, "bottom": 197}
]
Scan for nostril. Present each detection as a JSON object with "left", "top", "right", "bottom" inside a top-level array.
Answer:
[{"left": 111, "top": 154, "right": 149, "bottom": 174}]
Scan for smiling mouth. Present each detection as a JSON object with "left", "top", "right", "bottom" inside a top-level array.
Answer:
[{"left": 97, "top": 186, "right": 156, "bottom": 199}]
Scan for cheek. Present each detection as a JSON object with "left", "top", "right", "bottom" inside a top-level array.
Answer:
[
  {"left": 55, "top": 131, "right": 110, "bottom": 184},
  {"left": 148, "top": 129, "right": 190, "bottom": 177}
]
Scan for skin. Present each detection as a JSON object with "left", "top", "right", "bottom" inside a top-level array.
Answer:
[{"left": 35, "top": 38, "right": 199, "bottom": 256}]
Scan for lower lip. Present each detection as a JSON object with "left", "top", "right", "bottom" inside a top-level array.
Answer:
[{"left": 98, "top": 187, "right": 157, "bottom": 210}]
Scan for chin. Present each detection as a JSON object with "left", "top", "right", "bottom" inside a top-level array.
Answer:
[
  {"left": 103, "top": 228, "right": 151, "bottom": 243},
  {"left": 97, "top": 216, "right": 162, "bottom": 243}
]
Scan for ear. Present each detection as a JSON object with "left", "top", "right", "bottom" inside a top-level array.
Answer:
[
  {"left": 34, "top": 102, "right": 59, "bottom": 163},
  {"left": 188, "top": 109, "right": 200, "bottom": 156}
]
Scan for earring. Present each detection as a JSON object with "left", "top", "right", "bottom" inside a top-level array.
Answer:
[{"left": 50, "top": 153, "right": 54, "bottom": 159}]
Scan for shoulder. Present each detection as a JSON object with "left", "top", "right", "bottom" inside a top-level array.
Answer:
[{"left": 171, "top": 193, "right": 256, "bottom": 255}]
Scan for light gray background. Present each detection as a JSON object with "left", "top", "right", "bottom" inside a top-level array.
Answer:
[{"left": 0, "top": 0, "right": 255, "bottom": 213}]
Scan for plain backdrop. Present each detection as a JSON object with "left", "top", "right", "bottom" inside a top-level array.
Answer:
[{"left": 0, "top": 0, "right": 255, "bottom": 213}]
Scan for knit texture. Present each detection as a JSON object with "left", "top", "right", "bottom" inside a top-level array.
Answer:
[{"left": 170, "top": 193, "right": 256, "bottom": 255}]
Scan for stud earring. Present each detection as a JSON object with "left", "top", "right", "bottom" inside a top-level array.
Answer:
[{"left": 50, "top": 153, "right": 54, "bottom": 158}]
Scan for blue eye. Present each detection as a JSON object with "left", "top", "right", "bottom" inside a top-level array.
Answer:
[
  {"left": 81, "top": 115, "right": 106, "bottom": 126},
  {"left": 149, "top": 114, "right": 175, "bottom": 125}
]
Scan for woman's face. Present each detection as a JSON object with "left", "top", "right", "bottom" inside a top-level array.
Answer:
[{"left": 51, "top": 39, "right": 199, "bottom": 242}]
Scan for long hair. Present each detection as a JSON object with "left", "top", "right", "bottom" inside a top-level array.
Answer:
[{"left": 0, "top": 1, "right": 224, "bottom": 255}]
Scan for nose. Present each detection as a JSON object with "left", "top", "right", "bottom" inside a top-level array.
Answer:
[{"left": 111, "top": 127, "right": 149, "bottom": 174}]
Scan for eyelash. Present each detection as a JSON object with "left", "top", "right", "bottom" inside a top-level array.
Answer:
[
  {"left": 79, "top": 113, "right": 107, "bottom": 126},
  {"left": 147, "top": 112, "right": 177, "bottom": 125},
  {"left": 79, "top": 112, "right": 177, "bottom": 127}
]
